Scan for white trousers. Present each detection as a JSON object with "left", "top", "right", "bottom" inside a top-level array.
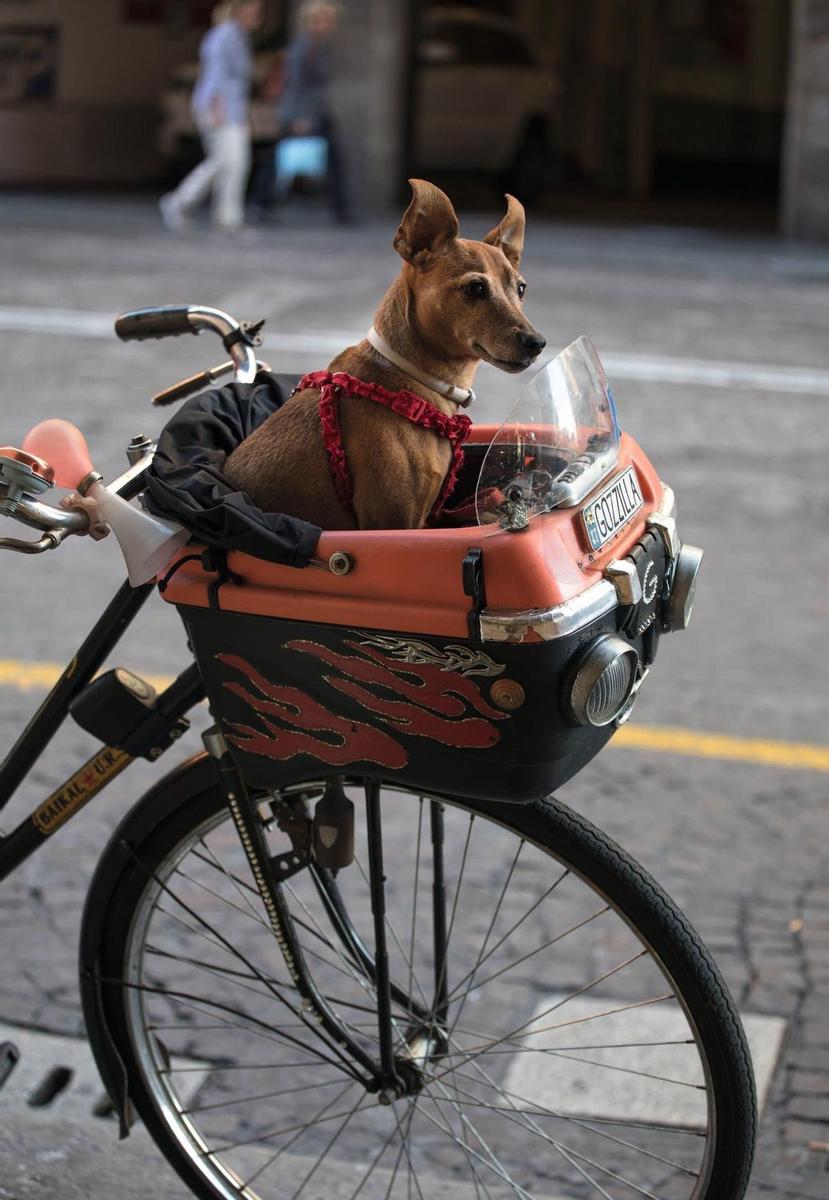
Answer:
[{"left": 173, "top": 122, "right": 251, "bottom": 229}]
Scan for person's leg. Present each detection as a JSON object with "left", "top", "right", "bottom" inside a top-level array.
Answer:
[
  {"left": 249, "top": 139, "right": 277, "bottom": 215},
  {"left": 163, "top": 124, "right": 222, "bottom": 221},
  {"left": 213, "top": 123, "right": 252, "bottom": 229},
  {"left": 319, "top": 114, "right": 352, "bottom": 221}
]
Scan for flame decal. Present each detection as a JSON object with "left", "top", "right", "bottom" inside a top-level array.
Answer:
[
  {"left": 287, "top": 639, "right": 504, "bottom": 747},
  {"left": 218, "top": 654, "right": 407, "bottom": 768},
  {"left": 215, "top": 635, "right": 508, "bottom": 767}
]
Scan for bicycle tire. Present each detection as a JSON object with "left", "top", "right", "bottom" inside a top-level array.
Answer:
[{"left": 85, "top": 774, "right": 756, "bottom": 1200}]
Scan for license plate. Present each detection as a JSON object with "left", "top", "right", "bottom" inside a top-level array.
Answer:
[{"left": 581, "top": 466, "right": 644, "bottom": 551}]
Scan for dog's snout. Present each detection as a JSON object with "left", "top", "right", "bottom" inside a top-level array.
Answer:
[{"left": 519, "top": 331, "right": 546, "bottom": 358}]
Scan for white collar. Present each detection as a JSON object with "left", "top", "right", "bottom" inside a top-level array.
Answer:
[{"left": 366, "top": 326, "right": 475, "bottom": 408}]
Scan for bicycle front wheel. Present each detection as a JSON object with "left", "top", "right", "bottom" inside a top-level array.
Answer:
[{"left": 89, "top": 774, "right": 756, "bottom": 1200}]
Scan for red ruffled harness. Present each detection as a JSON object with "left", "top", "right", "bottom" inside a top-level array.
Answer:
[{"left": 296, "top": 370, "right": 472, "bottom": 523}]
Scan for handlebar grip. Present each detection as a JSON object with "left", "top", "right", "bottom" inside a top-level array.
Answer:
[{"left": 115, "top": 307, "right": 196, "bottom": 343}]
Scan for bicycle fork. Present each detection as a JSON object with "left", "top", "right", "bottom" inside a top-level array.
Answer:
[{"left": 202, "top": 727, "right": 449, "bottom": 1101}]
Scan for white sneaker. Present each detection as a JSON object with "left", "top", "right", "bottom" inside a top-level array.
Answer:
[{"left": 159, "top": 193, "right": 189, "bottom": 231}]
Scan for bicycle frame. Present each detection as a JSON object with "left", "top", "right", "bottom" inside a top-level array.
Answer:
[{"left": 0, "top": 576, "right": 206, "bottom": 883}]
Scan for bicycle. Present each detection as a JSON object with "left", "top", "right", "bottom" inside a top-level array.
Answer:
[{"left": 0, "top": 305, "right": 756, "bottom": 1200}]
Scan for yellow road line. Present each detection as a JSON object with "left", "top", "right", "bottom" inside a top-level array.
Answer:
[
  {"left": 0, "top": 659, "right": 174, "bottom": 696},
  {"left": 1, "top": 658, "right": 827, "bottom": 773},
  {"left": 615, "top": 723, "right": 829, "bottom": 773}
]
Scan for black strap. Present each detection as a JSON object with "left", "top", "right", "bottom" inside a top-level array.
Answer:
[
  {"left": 157, "top": 553, "right": 202, "bottom": 593},
  {"left": 202, "top": 547, "right": 245, "bottom": 611},
  {"left": 156, "top": 549, "right": 244, "bottom": 610}
]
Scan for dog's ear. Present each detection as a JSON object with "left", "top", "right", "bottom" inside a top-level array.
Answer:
[
  {"left": 483, "top": 194, "right": 525, "bottom": 269},
  {"left": 393, "top": 179, "right": 459, "bottom": 266}
]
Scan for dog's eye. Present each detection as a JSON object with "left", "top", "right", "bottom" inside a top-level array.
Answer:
[
  {"left": 517, "top": 281, "right": 527, "bottom": 299},
  {"left": 464, "top": 280, "right": 488, "bottom": 300}
]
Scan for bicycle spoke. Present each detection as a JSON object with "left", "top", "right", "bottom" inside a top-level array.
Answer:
[
  {"left": 445, "top": 837, "right": 525, "bottom": 1045},
  {"left": 443, "top": 1069, "right": 700, "bottom": 1178},
  {"left": 433, "top": 957, "right": 658, "bottom": 1079},
  {"left": 449, "top": 903, "right": 611, "bottom": 1001},
  {"left": 212, "top": 1091, "right": 370, "bottom": 1154},
  {"left": 286, "top": 1088, "right": 370, "bottom": 1200},
  {"left": 241, "top": 1078, "right": 357, "bottom": 1189},
  {"left": 433, "top": 810, "right": 475, "bottom": 1012},
  {"left": 387, "top": 1101, "right": 427, "bottom": 1200},
  {"left": 106, "top": 975, "right": 357, "bottom": 1072},
  {"left": 346, "top": 1117, "right": 401, "bottom": 1200},
  {"left": 414, "top": 1087, "right": 536, "bottom": 1200},
  {"left": 144, "top": 943, "right": 285, "bottom": 1006},
  {"left": 437, "top": 1027, "right": 702, "bottom": 1198},
  {"left": 172, "top": 860, "right": 271, "bottom": 932},
  {"left": 193, "top": 839, "right": 266, "bottom": 921},
  {"left": 406, "top": 799, "right": 425, "bottom": 1014},
  {"left": 184, "top": 1076, "right": 343, "bottom": 1115},
  {"left": 443, "top": 868, "right": 569, "bottom": 1005},
  {"left": 521, "top": 1047, "right": 705, "bottom": 1091}
]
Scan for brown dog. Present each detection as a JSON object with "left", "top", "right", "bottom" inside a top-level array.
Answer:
[{"left": 225, "top": 179, "right": 545, "bottom": 529}]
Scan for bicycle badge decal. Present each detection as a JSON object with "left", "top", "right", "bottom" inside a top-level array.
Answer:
[{"left": 32, "top": 746, "right": 131, "bottom": 834}]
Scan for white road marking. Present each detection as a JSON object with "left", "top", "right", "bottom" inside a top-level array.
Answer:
[
  {"left": 503, "top": 994, "right": 785, "bottom": 1127},
  {"left": 2, "top": 305, "right": 829, "bottom": 396}
]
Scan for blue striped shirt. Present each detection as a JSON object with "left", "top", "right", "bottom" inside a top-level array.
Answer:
[{"left": 191, "top": 20, "right": 253, "bottom": 126}]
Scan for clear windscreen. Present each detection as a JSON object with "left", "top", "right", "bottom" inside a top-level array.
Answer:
[{"left": 476, "top": 336, "right": 620, "bottom": 528}]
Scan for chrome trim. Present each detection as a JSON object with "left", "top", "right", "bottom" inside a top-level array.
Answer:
[
  {"left": 545, "top": 443, "right": 619, "bottom": 509},
  {"left": 658, "top": 482, "right": 676, "bottom": 521},
  {"left": 648, "top": 511, "right": 682, "bottom": 558},
  {"left": 568, "top": 634, "right": 639, "bottom": 727},
  {"left": 615, "top": 664, "right": 650, "bottom": 726},
  {"left": 480, "top": 579, "right": 617, "bottom": 644},
  {"left": 666, "top": 543, "right": 704, "bottom": 631},
  {"left": 605, "top": 558, "right": 642, "bottom": 606},
  {"left": 77, "top": 469, "right": 103, "bottom": 497}
]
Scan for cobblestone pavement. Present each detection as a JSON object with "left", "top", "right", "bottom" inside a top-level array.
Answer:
[{"left": 0, "top": 195, "right": 826, "bottom": 1197}]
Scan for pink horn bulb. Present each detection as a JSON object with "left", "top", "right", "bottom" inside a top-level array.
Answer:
[{"left": 22, "top": 419, "right": 95, "bottom": 489}]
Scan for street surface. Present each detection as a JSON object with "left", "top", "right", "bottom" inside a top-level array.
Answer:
[{"left": 0, "top": 193, "right": 827, "bottom": 1198}]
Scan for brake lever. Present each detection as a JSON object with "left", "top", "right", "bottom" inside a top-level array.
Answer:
[
  {"left": 0, "top": 529, "right": 67, "bottom": 554},
  {"left": 151, "top": 358, "right": 272, "bottom": 407},
  {"left": 152, "top": 360, "right": 235, "bottom": 407}
]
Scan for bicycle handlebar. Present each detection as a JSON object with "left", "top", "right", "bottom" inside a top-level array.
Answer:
[
  {"left": 115, "top": 305, "right": 259, "bottom": 384},
  {"left": 115, "top": 307, "right": 196, "bottom": 343},
  {"left": 2, "top": 303, "right": 260, "bottom": 555}
]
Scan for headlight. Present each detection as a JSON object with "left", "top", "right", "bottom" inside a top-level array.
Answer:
[
  {"left": 665, "top": 544, "right": 703, "bottom": 632},
  {"left": 568, "top": 635, "right": 640, "bottom": 727}
]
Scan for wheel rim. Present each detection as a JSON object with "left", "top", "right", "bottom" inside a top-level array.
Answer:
[{"left": 120, "top": 782, "right": 726, "bottom": 1200}]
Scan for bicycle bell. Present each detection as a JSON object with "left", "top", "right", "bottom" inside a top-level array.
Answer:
[{"left": 0, "top": 447, "right": 55, "bottom": 509}]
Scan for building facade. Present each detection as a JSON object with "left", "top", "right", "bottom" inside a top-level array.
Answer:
[{"left": 0, "top": 0, "right": 824, "bottom": 237}]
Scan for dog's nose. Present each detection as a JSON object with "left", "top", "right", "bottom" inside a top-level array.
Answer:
[{"left": 519, "top": 331, "right": 546, "bottom": 357}]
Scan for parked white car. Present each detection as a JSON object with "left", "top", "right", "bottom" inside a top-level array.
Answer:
[{"left": 414, "top": 8, "right": 559, "bottom": 196}]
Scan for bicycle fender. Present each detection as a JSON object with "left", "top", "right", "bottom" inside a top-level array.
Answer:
[{"left": 78, "top": 751, "right": 221, "bottom": 1138}]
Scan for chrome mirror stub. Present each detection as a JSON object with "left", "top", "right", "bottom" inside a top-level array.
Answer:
[{"left": 605, "top": 558, "right": 643, "bottom": 606}]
